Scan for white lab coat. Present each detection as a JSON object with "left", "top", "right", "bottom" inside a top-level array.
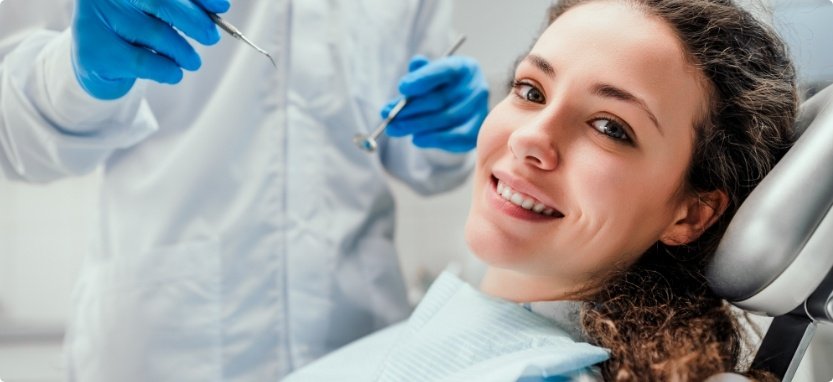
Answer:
[{"left": 0, "top": 1, "right": 472, "bottom": 380}]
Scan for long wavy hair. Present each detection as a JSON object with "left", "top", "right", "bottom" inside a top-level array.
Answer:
[{"left": 545, "top": 1, "right": 798, "bottom": 380}]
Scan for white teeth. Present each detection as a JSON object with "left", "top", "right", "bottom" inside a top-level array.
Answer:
[{"left": 496, "top": 180, "right": 559, "bottom": 217}]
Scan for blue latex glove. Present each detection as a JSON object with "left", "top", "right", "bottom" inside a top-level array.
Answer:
[
  {"left": 382, "top": 55, "right": 489, "bottom": 153},
  {"left": 71, "top": 0, "right": 230, "bottom": 100}
]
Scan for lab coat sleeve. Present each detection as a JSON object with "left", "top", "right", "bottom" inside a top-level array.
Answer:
[
  {"left": 0, "top": 28, "right": 157, "bottom": 183},
  {"left": 378, "top": 0, "right": 475, "bottom": 197}
]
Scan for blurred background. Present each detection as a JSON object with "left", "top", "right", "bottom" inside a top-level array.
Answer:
[{"left": 1, "top": 0, "right": 832, "bottom": 380}]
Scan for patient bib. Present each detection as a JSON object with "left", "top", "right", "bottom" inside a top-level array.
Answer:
[
  {"left": 375, "top": 272, "right": 608, "bottom": 381},
  {"left": 284, "top": 271, "right": 609, "bottom": 381}
]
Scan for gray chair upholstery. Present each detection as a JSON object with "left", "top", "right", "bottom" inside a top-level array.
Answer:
[{"left": 706, "top": 84, "right": 833, "bottom": 381}]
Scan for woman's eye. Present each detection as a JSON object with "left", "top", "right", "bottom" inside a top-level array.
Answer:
[
  {"left": 590, "top": 118, "right": 632, "bottom": 143},
  {"left": 512, "top": 81, "right": 545, "bottom": 104}
]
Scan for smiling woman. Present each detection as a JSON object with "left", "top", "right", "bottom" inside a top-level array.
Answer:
[
  {"left": 470, "top": 2, "right": 716, "bottom": 300},
  {"left": 284, "top": 0, "right": 798, "bottom": 381}
]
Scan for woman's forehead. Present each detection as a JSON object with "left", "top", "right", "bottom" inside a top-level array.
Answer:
[
  {"left": 535, "top": 2, "right": 685, "bottom": 64},
  {"left": 527, "top": 1, "right": 710, "bottom": 133}
]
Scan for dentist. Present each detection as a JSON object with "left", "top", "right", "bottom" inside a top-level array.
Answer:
[{"left": 0, "top": 0, "right": 488, "bottom": 380}]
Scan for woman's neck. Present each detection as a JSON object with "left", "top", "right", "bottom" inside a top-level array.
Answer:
[{"left": 479, "top": 267, "right": 597, "bottom": 302}]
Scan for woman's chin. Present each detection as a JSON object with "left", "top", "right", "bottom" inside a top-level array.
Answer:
[{"left": 464, "top": 221, "right": 526, "bottom": 269}]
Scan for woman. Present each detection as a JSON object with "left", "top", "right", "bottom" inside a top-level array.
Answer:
[{"left": 285, "top": 0, "right": 797, "bottom": 380}]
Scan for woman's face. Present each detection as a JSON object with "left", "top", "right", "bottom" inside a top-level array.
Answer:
[{"left": 465, "top": 2, "right": 710, "bottom": 300}]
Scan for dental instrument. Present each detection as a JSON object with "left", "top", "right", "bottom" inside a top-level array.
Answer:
[
  {"left": 353, "top": 35, "right": 467, "bottom": 153},
  {"left": 207, "top": 12, "right": 277, "bottom": 68}
]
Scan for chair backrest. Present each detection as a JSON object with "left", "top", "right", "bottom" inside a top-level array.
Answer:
[{"left": 706, "top": 84, "right": 833, "bottom": 381}]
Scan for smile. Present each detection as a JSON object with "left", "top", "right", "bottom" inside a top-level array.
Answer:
[{"left": 491, "top": 176, "right": 564, "bottom": 218}]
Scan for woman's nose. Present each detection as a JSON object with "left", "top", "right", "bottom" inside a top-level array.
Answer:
[{"left": 507, "top": 121, "right": 558, "bottom": 170}]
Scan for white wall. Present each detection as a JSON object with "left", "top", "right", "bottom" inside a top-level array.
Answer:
[
  {"left": 0, "top": 174, "right": 96, "bottom": 328},
  {"left": 771, "top": 0, "right": 833, "bottom": 93}
]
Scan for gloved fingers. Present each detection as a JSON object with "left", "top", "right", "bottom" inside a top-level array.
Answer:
[
  {"left": 386, "top": 88, "right": 487, "bottom": 136},
  {"left": 385, "top": 111, "right": 457, "bottom": 137},
  {"left": 380, "top": 97, "right": 402, "bottom": 119},
  {"left": 117, "top": 40, "right": 184, "bottom": 84},
  {"left": 397, "top": 56, "right": 478, "bottom": 97},
  {"left": 78, "top": 28, "right": 183, "bottom": 84},
  {"left": 190, "top": 0, "right": 231, "bottom": 14},
  {"left": 109, "top": 9, "right": 201, "bottom": 71},
  {"left": 408, "top": 55, "right": 430, "bottom": 72},
  {"left": 131, "top": 0, "right": 220, "bottom": 46},
  {"left": 382, "top": 80, "right": 473, "bottom": 120},
  {"left": 131, "top": 49, "right": 184, "bottom": 84},
  {"left": 378, "top": 55, "right": 438, "bottom": 118},
  {"left": 411, "top": 117, "right": 481, "bottom": 153}
]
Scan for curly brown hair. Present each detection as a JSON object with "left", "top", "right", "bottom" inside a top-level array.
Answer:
[{"left": 546, "top": 0, "right": 798, "bottom": 380}]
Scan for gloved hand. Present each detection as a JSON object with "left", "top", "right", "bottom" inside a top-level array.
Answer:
[
  {"left": 381, "top": 55, "right": 489, "bottom": 153},
  {"left": 71, "top": 0, "right": 230, "bottom": 100}
]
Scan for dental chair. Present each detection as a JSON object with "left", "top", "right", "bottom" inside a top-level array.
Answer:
[{"left": 706, "top": 84, "right": 833, "bottom": 381}]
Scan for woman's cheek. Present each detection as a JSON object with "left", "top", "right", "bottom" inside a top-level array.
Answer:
[{"left": 476, "top": 113, "right": 503, "bottom": 147}]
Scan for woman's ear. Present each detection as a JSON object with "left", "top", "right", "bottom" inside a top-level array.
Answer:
[{"left": 660, "top": 190, "right": 729, "bottom": 246}]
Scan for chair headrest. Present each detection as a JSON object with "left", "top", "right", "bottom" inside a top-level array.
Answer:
[{"left": 706, "top": 85, "right": 833, "bottom": 319}]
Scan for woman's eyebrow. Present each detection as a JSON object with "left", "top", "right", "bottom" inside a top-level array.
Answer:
[
  {"left": 522, "top": 54, "right": 662, "bottom": 135},
  {"left": 593, "top": 84, "right": 662, "bottom": 135},
  {"left": 524, "top": 54, "right": 555, "bottom": 79}
]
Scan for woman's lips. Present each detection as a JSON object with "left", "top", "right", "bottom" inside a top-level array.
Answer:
[{"left": 488, "top": 176, "right": 564, "bottom": 220}]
